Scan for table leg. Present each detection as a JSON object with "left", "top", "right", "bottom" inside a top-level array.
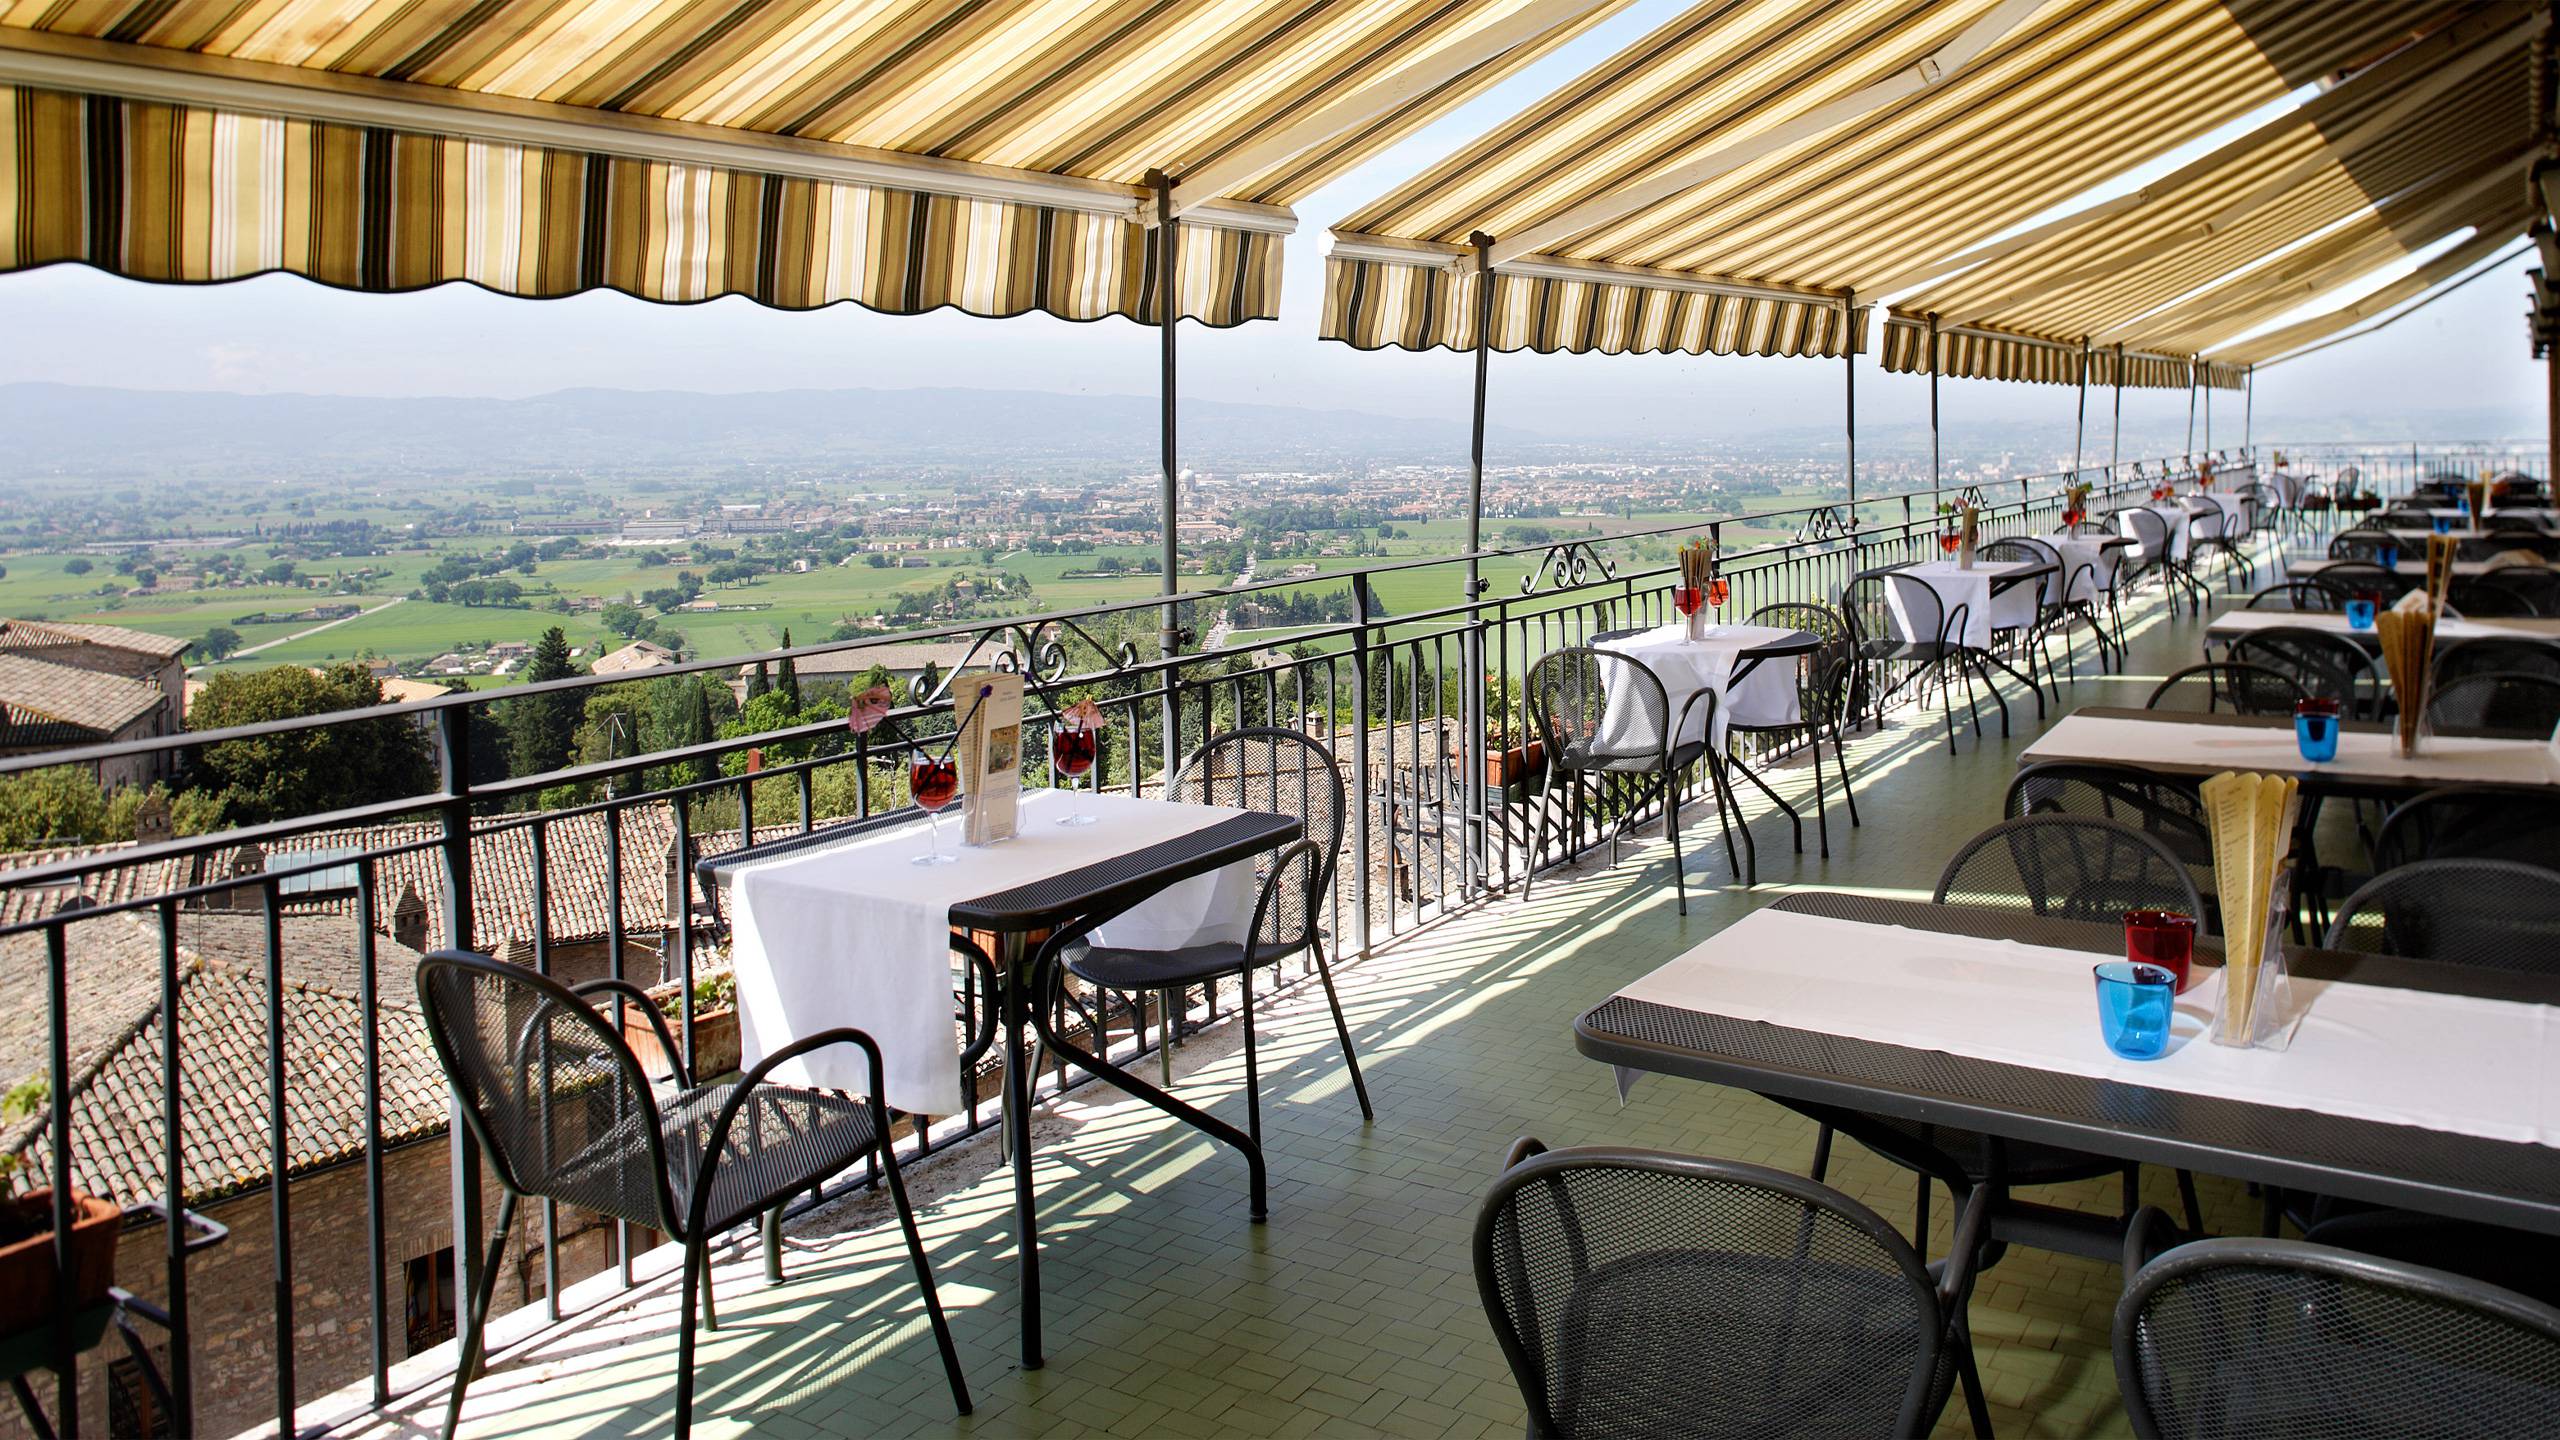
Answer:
[
  {"left": 998, "top": 934, "right": 1044, "bottom": 1370},
  {"left": 1030, "top": 974, "right": 1269, "bottom": 1223}
]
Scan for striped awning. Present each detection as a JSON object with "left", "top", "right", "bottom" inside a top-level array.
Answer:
[
  {"left": 1889, "top": 7, "right": 2533, "bottom": 380},
  {"left": 1875, "top": 317, "right": 2201, "bottom": 389},
  {"left": 2211, "top": 224, "right": 2538, "bottom": 366},
  {"left": 0, "top": 2, "right": 1622, "bottom": 325},
  {"left": 1322, "top": 0, "right": 2451, "bottom": 361}
]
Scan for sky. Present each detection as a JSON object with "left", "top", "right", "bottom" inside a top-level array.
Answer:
[{"left": 0, "top": 0, "right": 2541, "bottom": 450}]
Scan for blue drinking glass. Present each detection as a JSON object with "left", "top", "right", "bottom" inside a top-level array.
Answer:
[
  {"left": 2378, "top": 545, "right": 2399, "bottom": 570},
  {"left": 2294, "top": 710, "right": 2339, "bottom": 764},
  {"left": 2093, "top": 961, "right": 2177, "bottom": 1060},
  {"left": 2433, "top": 516, "right": 2453, "bottom": 535},
  {"left": 2344, "top": 597, "right": 2376, "bottom": 630}
]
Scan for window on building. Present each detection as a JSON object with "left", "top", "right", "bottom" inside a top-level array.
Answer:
[
  {"left": 107, "top": 1355, "right": 172, "bottom": 1437},
  {"left": 406, "top": 1247, "right": 457, "bottom": 1356}
]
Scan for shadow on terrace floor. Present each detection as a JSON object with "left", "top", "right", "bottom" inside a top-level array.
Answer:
[{"left": 325, "top": 585, "right": 2262, "bottom": 1440}]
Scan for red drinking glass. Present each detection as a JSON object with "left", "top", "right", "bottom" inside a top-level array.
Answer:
[
  {"left": 1671, "top": 584, "right": 1703, "bottom": 616},
  {"left": 1939, "top": 532, "right": 1961, "bottom": 557},
  {"left": 909, "top": 757, "right": 960, "bottom": 865},
  {"left": 1706, "top": 577, "right": 1729, "bottom": 609},
  {"left": 1052, "top": 728, "right": 1099, "bottom": 827},
  {"left": 2123, "top": 910, "right": 2198, "bottom": 994}
]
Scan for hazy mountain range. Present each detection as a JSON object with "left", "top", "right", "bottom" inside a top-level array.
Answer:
[{"left": 0, "top": 382, "right": 2535, "bottom": 485}]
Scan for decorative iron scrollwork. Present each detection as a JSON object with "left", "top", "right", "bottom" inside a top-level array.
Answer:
[
  {"left": 919, "top": 614, "right": 1147, "bottom": 709},
  {"left": 1791, "top": 506, "right": 1861, "bottom": 545},
  {"left": 1957, "top": 485, "right": 1989, "bottom": 510},
  {"left": 1519, "top": 540, "right": 1617, "bottom": 595}
]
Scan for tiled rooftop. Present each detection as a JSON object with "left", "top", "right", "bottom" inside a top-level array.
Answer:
[{"left": 312, "top": 597, "right": 2258, "bottom": 1440}]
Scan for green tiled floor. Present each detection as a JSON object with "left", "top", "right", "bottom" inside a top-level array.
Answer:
[{"left": 344, "top": 579, "right": 2285, "bottom": 1440}]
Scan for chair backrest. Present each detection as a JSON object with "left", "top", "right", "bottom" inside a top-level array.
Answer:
[
  {"left": 2243, "top": 578, "right": 2346, "bottom": 612},
  {"left": 1169, "top": 728, "right": 1345, "bottom": 956},
  {"left": 2145, "top": 662, "right": 2304, "bottom": 717},
  {"left": 2119, "top": 505, "right": 2173, "bottom": 558},
  {"left": 2434, "top": 637, "right": 2560, "bottom": 687},
  {"left": 2229, "top": 628, "right": 2373, "bottom": 716},
  {"left": 2323, "top": 858, "right": 2560, "bottom": 970},
  {"left": 2475, "top": 567, "right": 2560, "bottom": 616},
  {"left": 2374, "top": 785, "right": 2560, "bottom": 873},
  {"left": 1933, "top": 815, "right": 2206, "bottom": 926},
  {"left": 1842, "top": 570, "right": 1950, "bottom": 651},
  {"left": 2115, "top": 1235, "right": 2560, "bottom": 1440},
  {"left": 1528, "top": 646, "right": 1674, "bottom": 774},
  {"left": 1981, "top": 537, "right": 2061, "bottom": 607},
  {"left": 2450, "top": 579, "right": 2541, "bottom": 616},
  {"left": 2329, "top": 530, "right": 2399, "bottom": 563},
  {"left": 2427, "top": 672, "right": 2560, "bottom": 739},
  {"left": 416, "top": 951, "right": 675, "bottom": 1231},
  {"left": 2003, "top": 763, "right": 2212, "bottom": 877},
  {"left": 1475, "top": 1145, "right": 1944, "bottom": 1439},
  {"left": 2374, "top": 508, "right": 2434, "bottom": 531},
  {"left": 1746, "top": 601, "right": 1854, "bottom": 727}
]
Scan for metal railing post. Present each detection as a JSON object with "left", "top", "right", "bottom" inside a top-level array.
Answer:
[
  {"left": 1348, "top": 572, "right": 1376, "bottom": 957},
  {"left": 435, "top": 704, "right": 486, "bottom": 1385}
]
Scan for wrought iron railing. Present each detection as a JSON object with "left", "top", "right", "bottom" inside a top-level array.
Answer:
[{"left": 0, "top": 438, "right": 2434, "bottom": 1436}]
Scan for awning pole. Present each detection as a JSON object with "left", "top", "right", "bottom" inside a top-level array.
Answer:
[
  {"left": 1928, "top": 312, "right": 1942, "bottom": 493},
  {"left": 2184, "top": 361, "right": 2198, "bottom": 464},
  {"left": 2111, "top": 345, "right": 2124, "bottom": 480},
  {"left": 1154, "top": 172, "right": 1182, "bottom": 775},
  {"left": 1464, "top": 234, "right": 1495, "bottom": 892},
  {"left": 2203, "top": 368, "right": 2212, "bottom": 455},
  {"left": 1843, "top": 290, "right": 1858, "bottom": 513},
  {"left": 2072, "top": 336, "right": 2089, "bottom": 480},
  {"left": 2244, "top": 365, "right": 2254, "bottom": 456}
]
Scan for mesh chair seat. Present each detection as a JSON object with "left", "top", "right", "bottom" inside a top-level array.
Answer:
[
  {"left": 2148, "top": 662, "right": 2305, "bottom": 717},
  {"left": 656, "top": 1082, "right": 881, "bottom": 1237},
  {"left": 2433, "top": 637, "right": 2560, "bottom": 686},
  {"left": 2427, "top": 672, "right": 2560, "bottom": 738},
  {"left": 2373, "top": 786, "right": 2560, "bottom": 872},
  {"left": 1557, "top": 735, "right": 1710, "bottom": 775},
  {"left": 2116, "top": 1237, "right": 2560, "bottom": 1440},
  {"left": 1934, "top": 814, "right": 2206, "bottom": 924},
  {"left": 2230, "top": 628, "right": 2379, "bottom": 719},
  {"left": 1066, "top": 939, "right": 1263, "bottom": 992}
]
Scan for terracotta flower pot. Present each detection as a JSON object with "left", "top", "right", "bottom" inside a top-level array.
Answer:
[
  {"left": 1486, "top": 741, "right": 1545, "bottom": 788},
  {"left": 0, "top": 1189, "right": 119, "bottom": 1339},
  {"left": 623, "top": 998, "right": 742, "bottom": 1081}
]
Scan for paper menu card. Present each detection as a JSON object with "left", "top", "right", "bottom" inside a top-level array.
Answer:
[{"left": 956, "top": 670, "right": 1024, "bottom": 846}]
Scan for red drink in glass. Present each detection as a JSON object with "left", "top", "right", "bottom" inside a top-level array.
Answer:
[
  {"left": 2123, "top": 910, "right": 2198, "bottom": 994},
  {"left": 1939, "top": 532, "right": 1960, "bottom": 557},
  {"left": 1671, "top": 585, "right": 1703, "bottom": 616},
  {"left": 909, "top": 757, "right": 960, "bottom": 864},
  {"left": 1706, "top": 578, "right": 1729, "bottom": 609},
  {"left": 1052, "top": 728, "right": 1100, "bottom": 826}
]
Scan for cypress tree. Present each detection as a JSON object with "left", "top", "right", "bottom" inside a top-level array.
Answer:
[
  {"left": 747, "top": 657, "right": 771, "bottom": 700},
  {"left": 776, "top": 628, "right": 802, "bottom": 714}
]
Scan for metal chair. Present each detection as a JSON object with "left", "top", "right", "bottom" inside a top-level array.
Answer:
[
  {"left": 2312, "top": 558, "right": 2403, "bottom": 600},
  {"left": 2145, "top": 661, "right": 2304, "bottom": 717},
  {"left": 415, "top": 952, "right": 971, "bottom": 1439},
  {"left": 2486, "top": 513, "right": 2551, "bottom": 533},
  {"left": 2373, "top": 785, "right": 2560, "bottom": 873},
  {"left": 1985, "top": 535, "right": 2111, "bottom": 686},
  {"left": 2003, "top": 763, "right": 2214, "bottom": 919},
  {"left": 1063, "top": 727, "right": 1373, "bottom": 1140},
  {"left": 2433, "top": 636, "right": 2560, "bottom": 687},
  {"left": 2427, "top": 672, "right": 2560, "bottom": 739},
  {"left": 1522, "top": 646, "right": 1738, "bottom": 913},
  {"left": 2115, "top": 1225, "right": 2560, "bottom": 1440},
  {"left": 2328, "top": 529, "right": 2401, "bottom": 564},
  {"left": 1474, "top": 1139, "right": 1989, "bottom": 1440},
  {"left": 2229, "top": 627, "right": 2383, "bottom": 719},
  {"left": 1934, "top": 814, "right": 2205, "bottom": 926},
  {"left": 2450, "top": 578, "right": 2544, "bottom": 616},
  {"left": 1842, "top": 570, "right": 1978, "bottom": 753},
  {"left": 2118, "top": 505, "right": 2210, "bottom": 615},
  {"left": 2474, "top": 566, "right": 2560, "bottom": 616},
  {"left": 2186, "top": 496, "right": 2257, "bottom": 593},
  {"left": 2323, "top": 858, "right": 2560, "bottom": 971},
  {"left": 2243, "top": 577, "right": 2347, "bottom": 611},
  {"left": 2302, "top": 1207, "right": 2560, "bottom": 1309},
  {"left": 1735, "top": 600, "right": 1863, "bottom": 864}
]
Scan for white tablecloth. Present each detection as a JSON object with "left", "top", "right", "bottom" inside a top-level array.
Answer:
[
  {"left": 1883, "top": 560, "right": 2044, "bottom": 649},
  {"left": 1616, "top": 908, "right": 2560, "bottom": 1148},
  {"left": 729, "top": 790, "right": 1257, "bottom": 1115},
  {"left": 2020, "top": 713, "right": 2560, "bottom": 787},
  {"left": 2050, "top": 536, "right": 2125, "bottom": 604},
  {"left": 2119, "top": 502, "right": 2189, "bottom": 562},
  {"left": 1595, "top": 623, "right": 1803, "bottom": 753},
  {"left": 2180, "top": 493, "right": 2244, "bottom": 541},
  {"left": 2206, "top": 608, "right": 2560, "bottom": 647},
  {"left": 2287, "top": 557, "right": 2498, "bottom": 581}
]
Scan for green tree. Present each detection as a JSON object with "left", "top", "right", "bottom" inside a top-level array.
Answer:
[
  {"left": 501, "top": 626, "right": 583, "bottom": 779},
  {"left": 185, "top": 664, "right": 435, "bottom": 825},
  {"left": 191, "top": 625, "right": 244, "bottom": 662},
  {"left": 776, "top": 629, "right": 802, "bottom": 714},
  {"left": 747, "top": 658, "right": 771, "bottom": 702},
  {"left": 63, "top": 557, "right": 91, "bottom": 575}
]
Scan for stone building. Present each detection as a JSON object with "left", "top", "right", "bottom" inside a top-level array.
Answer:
[{"left": 0, "top": 620, "right": 190, "bottom": 789}]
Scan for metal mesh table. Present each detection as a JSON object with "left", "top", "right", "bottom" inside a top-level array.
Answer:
[{"left": 1576, "top": 892, "right": 2560, "bottom": 1236}]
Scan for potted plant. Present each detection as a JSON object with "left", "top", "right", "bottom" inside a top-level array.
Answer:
[
  {"left": 1485, "top": 739, "right": 1546, "bottom": 789},
  {"left": 622, "top": 967, "right": 741, "bottom": 1080},
  {"left": 0, "top": 1081, "right": 121, "bottom": 1338}
]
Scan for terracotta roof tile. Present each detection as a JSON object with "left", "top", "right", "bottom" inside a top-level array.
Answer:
[
  {"left": 0, "top": 618, "right": 191, "bottom": 660},
  {"left": 0, "top": 652, "right": 165, "bottom": 735}
]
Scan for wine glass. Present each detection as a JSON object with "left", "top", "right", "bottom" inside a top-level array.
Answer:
[
  {"left": 1671, "top": 584, "right": 1703, "bottom": 617},
  {"left": 1938, "top": 529, "right": 1960, "bottom": 558},
  {"left": 909, "top": 757, "right": 960, "bottom": 866},
  {"left": 1706, "top": 577, "right": 1729, "bottom": 609},
  {"left": 1052, "top": 726, "right": 1098, "bottom": 827}
]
